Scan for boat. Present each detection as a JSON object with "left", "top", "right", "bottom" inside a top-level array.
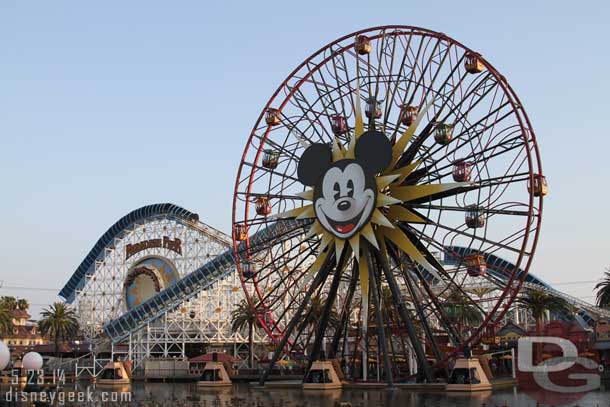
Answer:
[
  {"left": 445, "top": 358, "right": 492, "bottom": 392},
  {"left": 302, "top": 360, "right": 343, "bottom": 390},
  {"left": 96, "top": 361, "right": 132, "bottom": 386}
]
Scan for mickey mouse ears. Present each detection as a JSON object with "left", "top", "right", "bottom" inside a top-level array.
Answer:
[{"left": 296, "top": 130, "right": 392, "bottom": 187}]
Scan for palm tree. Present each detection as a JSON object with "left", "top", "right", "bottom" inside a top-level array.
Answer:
[
  {"left": 515, "top": 289, "right": 568, "bottom": 362},
  {"left": 0, "top": 297, "right": 17, "bottom": 311},
  {"left": 595, "top": 268, "right": 610, "bottom": 307},
  {"left": 0, "top": 304, "right": 13, "bottom": 336},
  {"left": 516, "top": 289, "right": 568, "bottom": 334},
  {"left": 443, "top": 291, "right": 483, "bottom": 336},
  {"left": 16, "top": 298, "right": 29, "bottom": 311},
  {"left": 38, "top": 302, "right": 79, "bottom": 357},
  {"left": 230, "top": 300, "right": 259, "bottom": 368},
  {"left": 299, "top": 295, "right": 340, "bottom": 333}
]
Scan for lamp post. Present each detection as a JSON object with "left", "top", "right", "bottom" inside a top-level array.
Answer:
[
  {"left": 0, "top": 341, "right": 10, "bottom": 371},
  {"left": 22, "top": 351, "right": 43, "bottom": 393}
]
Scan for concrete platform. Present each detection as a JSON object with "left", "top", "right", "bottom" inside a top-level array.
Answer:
[{"left": 253, "top": 377, "right": 517, "bottom": 392}]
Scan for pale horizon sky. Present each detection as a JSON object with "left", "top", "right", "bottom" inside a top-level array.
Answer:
[{"left": 1, "top": 1, "right": 609, "bottom": 318}]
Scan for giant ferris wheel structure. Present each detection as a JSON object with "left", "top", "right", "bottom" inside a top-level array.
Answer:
[{"left": 232, "top": 25, "right": 547, "bottom": 383}]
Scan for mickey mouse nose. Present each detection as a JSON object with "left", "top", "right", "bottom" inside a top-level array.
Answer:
[{"left": 337, "top": 200, "right": 351, "bottom": 211}]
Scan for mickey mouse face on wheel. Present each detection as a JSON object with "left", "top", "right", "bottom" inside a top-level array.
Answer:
[{"left": 297, "top": 130, "right": 393, "bottom": 239}]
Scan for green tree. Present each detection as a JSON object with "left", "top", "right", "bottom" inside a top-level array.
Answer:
[
  {"left": 595, "top": 268, "right": 610, "bottom": 308},
  {"left": 230, "top": 300, "right": 259, "bottom": 368},
  {"left": 516, "top": 289, "right": 568, "bottom": 335},
  {"left": 443, "top": 291, "right": 483, "bottom": 336},
  {"left": 299, "top": 295, "right": 340, "bottom": 333},
  {"left": 16, "top": 298, "right": 29, "bottom": 311},
  {"left": 38, "top": 302, "right": 79, "bottom": 357},
  {"left": 0, "top": 304, "right": 13, "bottom": 337},
  {"left": 0, "top": 297, "right": 17, "bottom": 311},
  {"left": 515, "top": 289, "right": 568, "bottom": 362}
]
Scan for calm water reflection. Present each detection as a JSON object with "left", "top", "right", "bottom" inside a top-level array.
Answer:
[{"left": 4, "top": 381, "right": 610, "bottom": 406}]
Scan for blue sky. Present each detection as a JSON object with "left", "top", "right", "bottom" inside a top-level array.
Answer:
[{"left": 0, "top": 1, "right": 608, "bottom": 316}]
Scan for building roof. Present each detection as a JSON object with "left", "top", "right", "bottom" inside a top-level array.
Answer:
[
  {"left": 11, "top": 309, "right": 30, "bottom": 319},
  {"left": 497, "top": 321, "right": 526, "bottom": 336}
]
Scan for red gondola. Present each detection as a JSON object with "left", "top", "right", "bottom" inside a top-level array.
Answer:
[
  {"left": 452, "top": 160, "right": 472, "bottom": 182},
  {"left": 255, "top": 196, "right": 272, "bottom": 216},
  {"left": 465, "top": 253, "right": 487, "bottom": 277},
  {"left": 355, "top": 35, "right": 371, "bottom": 55},
  {"left": 262, "top": 149, "right": 280, "bottom": 169},
  {"left": 465, "top": 205, "right": 485, "bottom": 228},
  {"left": 331, "top": 115, "right": 348, "bottom": 135},
  {"left": 528, "top": 174, "right": 548, "bottom": 197},
  {"left": 265, "top": 108, "right": 281, "bottom": 126},
  {"left": 465, "top": 52, "right": 484, "bottom": 74}
]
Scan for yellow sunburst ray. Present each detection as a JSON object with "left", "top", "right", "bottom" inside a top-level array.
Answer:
[
  {"left": 376, "top": 194, "right": 402, "bottom": 208},
  {"left": 390, "top": 160, "right": 422, "bottom": 184},
  {"left": 348, "top": 235, "right": 360, "bottom": 259},
  {"left": 304, "top": 220, "right": 323, "bottom": 240},
  {"left": 387, "top": 98, "right": 435, "bottom": 170},
  {"left": 295, "top": 206, "right": 316, "bottom": 220},
  {"left": 379, "top": 225, "right": 443, "bottom": 282},
  {"left": 354, "top": 80, "right": 365, "bottom": 139},
  {"left": 331, "top": 136, "right": 345, "bottom": 161},
  {"left": 296, "top": 189, "right": 314, "bottom": 201},
  {"left": 335, "top": 238, "right": 345, "bottom": 265},
  {"left": 360, "top": 223, "right": 379, "bottom": 250},
  {"left": 307, "top": 248, "right": 330, "bottom": 277},
  {"left": 375, "top": 228, "right": 388, "bottom": 258},
  {"left": 358, "top": 254, "right": 370, "bottom": 343},
  {"left": 319, "top": 232, "right": 334, "bottom": 253},
  {"left": 275, "top": 205, "right": 314, "bottom": 219},
  {"left": 376, "top": 174, "right": 400, "bottom": 190},
  {"left": 387, "top": 206, "right": 427, "bottom": 224},
  {"left": 346, "top": 81, "right": 365, "bottom": 160},
  {"left": 371, "top": 209, "right": 395, "bottom": 228},
  {"left": 389, "top": 182, "right": 468, "bottom": 203}
]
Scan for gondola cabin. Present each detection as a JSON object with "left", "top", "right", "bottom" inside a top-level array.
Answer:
[
  {"left": 331, "top": 115, "right": 348, "bottom": 135},
  {"left": 464, "top": 52, "right": 484, "bottom": 74},
  {"left": 452, "top": 160, "right": 472, "bottom": 182},
  {"left": 465, "top": 205, "right": 485, "bottom": 228},
  {"left": 400, "top": 105, "right": 418, "bottom": 126},
  {"left": 262, "top": 149, "right": 280, "bottom": 169},
  {"left": 528, "top": 174, "right": 548, "bottom": 197},
  {"left": 446, "top": 358, "right": 491, "bottom": 392},
  {"left": 255, "top": 196, "right": 272, "bottom": 216},
  {"left": 241, "top": 261, "right": 255, "bottom": 279},
  {"left": 197, "top": 361, "right": 232, "bottom": 388},
  {"left": 465, "top": 253, "right": 487, "bottom": 277},
  {"left": 355, "top": 35, "right": 371, "bottom": 55},
  {"left": 97, "top": 361, "right": 131, "bottom": 386},
  {"left": 302, "top": 360, "right": 343, "bottom": 390},
  {"left": 234, "top": 224, "right": 248, "bottom": 241},
  {"left": 434, "top": 123, "right": 453, "bottom": 145},
  {"left": 365, "top": 97, "right": 382, "bottom": 119},
  {"left": 265, "top": 108, "right": 281, "bottom": 126}
]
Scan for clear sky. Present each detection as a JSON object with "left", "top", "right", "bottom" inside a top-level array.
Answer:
[{"left": 1, "top": 1, "right": 608, "bottom": 317}]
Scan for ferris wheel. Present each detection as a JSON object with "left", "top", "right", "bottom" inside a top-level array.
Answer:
[{"left": 232, "top": 26, "right": 546, "bottom": 383}]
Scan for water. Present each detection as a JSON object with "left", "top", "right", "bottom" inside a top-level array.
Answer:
[{"left": 4, "top": 382, "right": 610, "bottom": 406}]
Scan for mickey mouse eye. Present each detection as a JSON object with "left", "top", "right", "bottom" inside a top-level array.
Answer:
[
  {"left": 347, "top": 179, "right": 354, "bottom": 198},
  {"left": 333, "top": 182, "right": 340, "bottom": 200}
]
